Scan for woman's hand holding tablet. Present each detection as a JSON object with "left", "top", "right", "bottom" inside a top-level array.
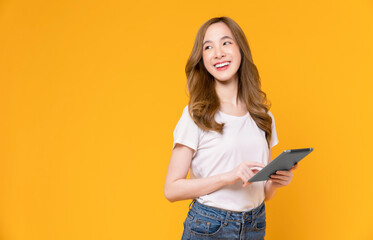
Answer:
[
  {"left": 267, "top": 162, "right": 299, "bottom": 188},
  {"left": 248, "top": 148, "right": 313, "bottom": 182}
]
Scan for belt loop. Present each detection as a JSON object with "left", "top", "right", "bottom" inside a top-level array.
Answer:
[
  {"left": 223, "top": 211, "right": 231, "bottom": 226},
  {"left": 256, "top": 201, "right": 264, "bottom": 215},
  {"left": 253, "top": 201, "right": 264, "bottom": 217},
  {"left": 189, "top": 199, "right": 196, "bottom": 210}
]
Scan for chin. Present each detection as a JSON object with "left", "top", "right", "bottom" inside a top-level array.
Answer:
[
  {"left": 212, "top": 72, "right": 238, "bottom": 82},
  {"left": 214, "top": 77, "right": 235, "bottom": 82},
  {"left": 211, "top": 69, "right": 239, "bottom": 82}
]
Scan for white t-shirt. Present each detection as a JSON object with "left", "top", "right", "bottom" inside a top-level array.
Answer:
[{"left": 172, "top": 105, "right": 279, "bottom": 211}]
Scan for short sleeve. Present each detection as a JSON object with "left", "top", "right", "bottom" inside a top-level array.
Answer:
[
  {"left": 268, "top": 110, "right": 279, "bottom": 148},
  {"left": 172, "top": 105, "right": 199, "bottom": 152}
]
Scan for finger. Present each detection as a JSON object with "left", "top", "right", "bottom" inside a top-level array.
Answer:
[
  {"left": 248, "top": 169, "right": 257, "bottom": 174},
  {"left": 245, "top": 162, "right": 266, "bottom": 168},
  {"left": 242, "top": 178, "right": 252, "bottom": 187},
  {"left": 291, "top": 163, "right": 299, "bottom": 170},
  {"left": 270, "top": 174, "right": 290, "bottom": 181},
  {"left": 243, "top": 181, "right": 251, "bottom": 187},
  {"left": 243, "top": 171, "right": 254, "bottom": 187},
  {"left": 276, "top": 171, "right": 292, "bottom": 176},
  {"left": 289, "top": 166, "right": 296, "bottom": 171},
  {"left": 248, "top": 169, "right": 258, "bottom": 179},
  {"left": 242, "top": 172, "right": 250, "bottom": 182},
  {"left": 242, "top": 174, "right": 250, "bottom": 183},
  {"left": 271, "top": 174, "right": 291, "bottom": 180},
  {"left": 239, "top": 172, "right": 250, "bottom": 185},
  {"left": 270, "top": 179, "right": 289, "bottom": 185}
]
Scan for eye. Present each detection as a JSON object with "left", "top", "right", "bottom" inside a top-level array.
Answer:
[
  {"left": 223, "top": 41, "right": 232, "bottom": 46},
  {"left": 204, "top": 46, "right": 212, "bottom": 50}
]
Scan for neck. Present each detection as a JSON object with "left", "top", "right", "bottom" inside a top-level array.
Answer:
[{"left": 214, "top": 75, "right": 240, "bottom": 106}]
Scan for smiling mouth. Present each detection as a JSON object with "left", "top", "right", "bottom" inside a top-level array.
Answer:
[
  {"left": 214, "top": 61, "right": 231, "bottom": 70},
  {"left": 214, "top": 61, "right": 230, "bottom": 68}
]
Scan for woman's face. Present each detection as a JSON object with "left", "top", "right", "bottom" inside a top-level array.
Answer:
[{"left": 202, "top": 22, "right": 241, "bottom": 83}]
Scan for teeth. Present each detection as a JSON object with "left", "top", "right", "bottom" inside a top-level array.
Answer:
[{"left": 215, "top": 62, "right": 230, "bottom": 68}]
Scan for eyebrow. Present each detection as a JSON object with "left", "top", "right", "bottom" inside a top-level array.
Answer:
[{"left": 203, "top": 36, "right": 233, "bottom": 46}]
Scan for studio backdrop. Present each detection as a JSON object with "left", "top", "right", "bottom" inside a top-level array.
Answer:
[{"left": 1, "top": 0, "right": 372, "bottom": 239}]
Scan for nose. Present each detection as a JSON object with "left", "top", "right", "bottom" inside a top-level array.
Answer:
[{"left": 214, "top": 46, "right": 226, "bottom": 59}]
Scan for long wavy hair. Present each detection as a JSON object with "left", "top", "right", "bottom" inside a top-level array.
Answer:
[{"left": 185, "top": 16, "right": 274, "bottom": 149}]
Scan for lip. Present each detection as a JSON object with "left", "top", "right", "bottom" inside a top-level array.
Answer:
[
  {"left": 214, "top": 61, "right": 231, "bottom": 71},
  {"left": 214, "top": 61, "right": 231, "bottom": 66}
]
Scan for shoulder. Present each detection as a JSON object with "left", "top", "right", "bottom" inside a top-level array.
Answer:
[
  {"left": 183, "top": 105, "right": 189, "bottom": 113},
  {"left": 176, "top": 105, "right": 197, "bottom": 127},
  {"left": 267, "top": 110, "right": 274, "bottom": 118},
  {"left": 179, "top": 105, "right": 189, "bottom": 117},
  {"left": 181, "top": 105, "right": 194, "bottom": 119},
  {"left": 266, "top": 110, "right": 276, "bottom": 125}
]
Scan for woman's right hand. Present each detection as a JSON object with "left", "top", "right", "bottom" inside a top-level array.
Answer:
[{"left": 223, "top": 161, "right": 266, "bottom": 187}]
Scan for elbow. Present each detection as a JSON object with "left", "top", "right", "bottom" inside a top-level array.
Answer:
[
  {"left": 164, "top": 185, "right": 177, "bottom": 203},
  {"left": 164, "top": 191, "right": 175, "bottom": 203},
  {"left": 165, "top": 195, "right": 176, "bottom": 203}
]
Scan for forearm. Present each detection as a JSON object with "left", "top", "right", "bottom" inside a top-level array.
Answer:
[
  {"left": 165, "top": 173, "right": 230, "bottom": 202},
  {"left": 264, "top": 180, "right": 278, "bottom": 201}
]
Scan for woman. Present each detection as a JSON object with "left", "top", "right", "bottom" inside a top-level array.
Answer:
[{"left": 164, "top": 16, "right": 298, "bottom": 240}]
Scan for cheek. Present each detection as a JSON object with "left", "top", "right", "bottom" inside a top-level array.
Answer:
[
  {"left": 234, "top": 49, "right": 241, "bottom": 63},
  {"left": 202, "top": 54, "right": 213, "bottom": 69},
  {"left": 202, "top": 57, "right": 207, "bottom": 67},
  {"left": 236, "top": 56, "right": 242, "bottom": 68}
]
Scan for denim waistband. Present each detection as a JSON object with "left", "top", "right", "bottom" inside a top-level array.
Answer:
[{"left": 188, "top": 199, "right": 265, "bottom": 224}]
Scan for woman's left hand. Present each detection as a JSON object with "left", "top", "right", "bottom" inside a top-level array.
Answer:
[{"left": 267, "top": 163, "right": 299, "bottom": 188}]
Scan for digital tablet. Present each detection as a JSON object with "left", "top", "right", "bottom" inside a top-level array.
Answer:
[{"left": 248, "top": 148, "right": 314, "bottom": 182}]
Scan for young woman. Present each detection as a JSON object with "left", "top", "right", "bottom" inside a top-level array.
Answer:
[{"left": 164, "top": 16, "right": 298, "bottom": 240}]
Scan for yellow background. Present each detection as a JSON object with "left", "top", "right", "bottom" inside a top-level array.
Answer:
[{"left": 1, "top": 0, "right": 373, "bottom": 239}]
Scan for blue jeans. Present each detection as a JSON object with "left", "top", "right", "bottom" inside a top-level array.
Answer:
[{"left": 181, "top": 199, "right": 266, "bottom": 240}]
